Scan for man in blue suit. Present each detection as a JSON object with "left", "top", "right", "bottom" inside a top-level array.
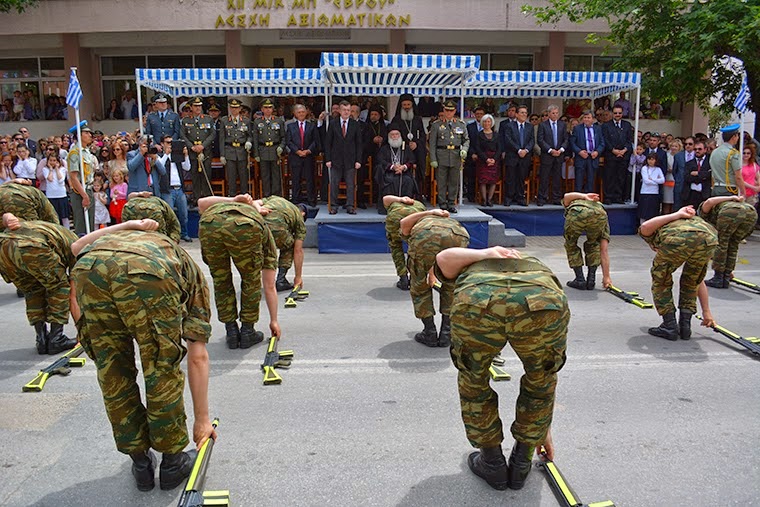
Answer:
[
  {"left": 286, "top": 104, "right": 319, "bottom": 206},
  {"left": 536, "top": 104, "right": 569, "bottom": 205},
  {"left": 127, "top": 136, "right": 166, "bottom": 196},
  {"left": 672, "top": 136, "right": 696, "bottom": 209},
  {"left": 144, "top": 93, "right": 181, "bottom": 150},
  {"left": 465, "top": 106, "right": 484, "bottom": 202},
  {"left": 570, "top": 111, "right": 605, "bottom": 193},
  {"left": 500, "top": 104, "right": 534, "bottom": 206}
]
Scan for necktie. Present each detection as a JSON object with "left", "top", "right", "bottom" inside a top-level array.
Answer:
[
  {"left": 160, "top": 113, "right": 164, "bottom": 122},
  {"left": 552, "top": 122, "right": 557, "bottom": 147},
  {"left": 144, "top": 157, "right": 152, "bottom": 186},
  {"left": 299, "top": 122, "right": 305, "bottom": 149},
  {"left": 342, "top": 120, "right": 346, "bottom": 137},
  {"left": 616, "top": 122, "right": 621, "bottom": 130},
  {"left": 587, "top": 126, "right": 594, "bottom": 151},
  {"left": 518, "top": 123, "right": 524, "bottom": 146},
  {"left": 697, "top": 158, "right": 702, "bottom": 170}
]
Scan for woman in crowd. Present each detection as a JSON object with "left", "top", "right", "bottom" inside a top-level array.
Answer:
[
  {"left": 741, "top": 143, "right": 760, "bottom": 207},
  {"left": 108, "top": 140, "right": 128, "bottom": 180},
  {"left": 36, "top": 139, "right": 49, "bottom": 159},
  {"left": 61, "top": 135, "right": 71, "bottom": 152},
  {"left": 104, "top": 99, "right": 123, "bottom": 120},
  {"left": 475, "top": 114, "right": 501, "bottom": 207},
  {"left": 97, "top": 145, "right": 111, "bottom": 174},
  {"left": 662, "top": 140, "right": 681, "bottom": 214}
]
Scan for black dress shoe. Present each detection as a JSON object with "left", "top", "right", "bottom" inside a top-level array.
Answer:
[
  {"left": 518, "top": 200, "right": 528, "bottom": 206},
  {"left": 448, "top": 207, "right": 458, "bottom": 214},
  {"left": 328, "top": 208, "right": 337, "bottom": 215},
  {"left": 347, "top": 207, "right": 357, "bottom": 215},
  {"left": 537, "top": 201, "right": 545, "bottom": 207},
  {"left": 357, "top": 202, "right": 367, "bottom": 209}
]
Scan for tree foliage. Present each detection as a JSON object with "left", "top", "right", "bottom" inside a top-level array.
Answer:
[
  {"left": 523, "top": 0, "right": 759, "bottom": 117},
  {"left": 0, "top": 0, "right": 39, "bottom": 13}
]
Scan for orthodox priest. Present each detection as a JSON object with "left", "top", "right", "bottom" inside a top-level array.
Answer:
[
  {"left": 375, "top": 128, "right": 417, "bottom": 214},
  {"left": 390, "top": 94, "right": 427, "bottom": 198}
]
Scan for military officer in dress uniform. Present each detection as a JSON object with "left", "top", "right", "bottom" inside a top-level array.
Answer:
[
  {"left": 219, "top": 99, "right": 253, "bottom": 197},
  {"left": 144, "top": 93, "right": 180, "bottom": 149},
  {"left": 208, "top": 104, "right": 222, "bottom": 159},
  {"left": 253, "top": 98, "right": 286, "bottom": 197},
  {"left": 181, "top": 97, "right": 215, "bottom": 202},
  {"left": 429, "top": 100, "right": 469, "bottom": 213}
]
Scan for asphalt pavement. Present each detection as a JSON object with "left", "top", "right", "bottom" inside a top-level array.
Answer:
[{"left": 0, "top": 234, "right": 758, "bottom": 507}]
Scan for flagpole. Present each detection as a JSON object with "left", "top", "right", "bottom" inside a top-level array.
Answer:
[{"left": 71, "top": 67, "right": 90, "bottom": 235}]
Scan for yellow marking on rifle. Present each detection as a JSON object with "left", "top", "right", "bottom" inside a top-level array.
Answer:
[
  {"left": 263, "top": 366, "right": 282, "bottom": 385},
  {"left": 489, "top": 365, "right": 511, "bottom": 381},
  {"left": 22, "top": 372, "right": 49, "bottom": 392},
  {"left": 588, "top": 501, "right": 616, "bottom": 507},
  {"left": 546, "top": 461, "right": 579, "bottom": 505}
]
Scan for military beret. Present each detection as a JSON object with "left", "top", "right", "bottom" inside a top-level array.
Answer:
[
  {"left": 443, "top": 100, "right": 457, "bottom": 110},
  {"left": 154, "top": 93, "right": 168, "bottom": 103},
  {"left": 719, "top": 123, "right": 740, "bottom": 134},
  {"left": 260, "top": 98, "right": 274, "bottom": 108},
  {"left": 229, "top": 99, "right": 242, "bottom": 107},
  {"left": 191, "top": 97, "right": 204, "bottom": 106},
  {"left": 68, "top": 120, "right": 88, "bottom": 134}
]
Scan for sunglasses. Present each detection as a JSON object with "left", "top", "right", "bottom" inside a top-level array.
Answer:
[
  {"left": 685, "top": 142, "right": 694, "bottom": 145},
  {"left": 13, "top": 138, "right": 22, "bottom": 141},
  {"left": 0, "top": 141, "right": 7, "bottom": 144}
]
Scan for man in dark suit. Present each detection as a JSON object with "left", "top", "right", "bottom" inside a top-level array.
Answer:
[
  {"left": 389, "top": 94, "right": 427, "bottom": 199},
  {"left": 601, "top": 106, "right": 634, "bottom": 204},
  {"left": 286, "top": 104, "right": 318, "bottom": 206},
  {"left": 536, "top": 105, "right": 569, "bottom": 205},
  {"left": 324, "top": 100, "right": 363, "bottom": 214},
  {"left": 681, "top": 140, "right": 711, "bottom": 208},
  {"left": 645, "top": 132, "right": 668, "bottom": 177},
  {"left": 501, "top": 104, "right": 534, "bottom": 206},
  {"left": 570, "top": 110, "right": 606, "bottom": 193},
  {"left": 317, "top": 103, "right": 341, "bottom": 203},
  {"left": 465, "top": 106, "right": 484, "bottom": 202},
  {"left": 672, "top": 136, "right": 696, "bottom": 209}
]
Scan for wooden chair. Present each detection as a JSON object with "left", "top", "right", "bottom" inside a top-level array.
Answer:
[
  {"left": 210, "top": 179, "right": 226, "bottom": 197},
  {"left": 360, "top": 157, "right": 374, "bottom": 206},
  {"left": 564, "top": 158, "right": 575, "bottom": 193},
  {"left": 474, "top": 163, "right": 504, "bottom": 205}
]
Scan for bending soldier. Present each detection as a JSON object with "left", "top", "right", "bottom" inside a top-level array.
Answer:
[
  {"left": 436, "top": 246, "right": 568, "bottom": 491},
  {"left": 562, "top": 192, "right": 612, "bottom": 290},
  {"left": 382, "top": 195, "right": 425, "bottom": 290},
  {"left": 0, "top": 179, "right": 60, "bottom": 223},
  {"left": 253, "top": 195, "right": 307, "bottom": 292},
  {"left": 123, "top": 191, "right": 182, "bottom": 243}
]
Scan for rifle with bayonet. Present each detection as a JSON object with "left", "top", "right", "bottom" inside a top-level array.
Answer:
[
  {"left": 537, "top": 447, "right": 616, "bottom": 507},
  {"left": 605, "top": 285, "right": 653, "bottom": 309},
  {"left": 23, "top": 344, "right": 86, "bottom": 392},
  {"left": 176, "top": 418, "right": 229, "bottom": 507},
  {"left": 261, "top": 336, "right": 294, "bottom": 385},
  {"left": 284, "top": 284, "right": 310, "bottom": 308},
  {"left": 729, "top": 276, "right": 760, "bottom": 295},
  {"left": 695, "top": 316, "right": 760, "bottom": 356}
]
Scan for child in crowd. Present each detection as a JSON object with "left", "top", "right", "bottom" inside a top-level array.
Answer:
[
  {"left": 638, "top": 152, "right": 665, "bottom": 223},
  {"left": 0, "top": 104, "right": 9, "bottom": 122},
  {"left": 12, "top": 91, "right": 24, "bottom": 121},
  {"left": 108, "top": 168, "right": 127, "bottom": 223},
  {"left": 42, "top": 153, "right": 70, "bottom": 229},
  {"left": 0, "top": 152, "right": 13, "bottom": 184},
  {"left": 12, "top": 145, "right": 37, "bottom": 185},
  {"left": 627, "top": 143, "right": 646, "bottom": 203},
  {"left": 92, "top": 173, "right": 110, "bottom": 229}
]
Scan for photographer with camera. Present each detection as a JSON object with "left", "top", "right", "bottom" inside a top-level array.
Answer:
[{"left": 127, "top": 135, "right": 166, "bottom": 196}]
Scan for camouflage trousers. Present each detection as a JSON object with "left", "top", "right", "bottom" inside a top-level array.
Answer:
[
  {"left": 72, "top": 251, "right": 189, "bottom": 455},
  {"left": 651, "top": 232, "right": 718, "bottom": 315},
  {"left": 450, "top": 281, "right": 569, "bottom": 448},
  {"left": 200, "top": 212, "right": 264, "bottom": 324},
  {"left": 408, "top": 225, "right": 470, "bottom": 318},
  {"left": 0, "top": 243, "right": 69, "bottom": 325},
  {"left": 563, "top": 207, "right": 606, "bottom": 267},
  {"left": 711, "top": 206, "right": 757, "bottom": 272},
  {"left": 387, "top": 233, "right": 407, "bottom": 277},
  {"left": 269, "top": 225, "right": 295, "bottom": 270}
]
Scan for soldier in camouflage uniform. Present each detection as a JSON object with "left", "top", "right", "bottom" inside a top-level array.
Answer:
[
  {"left": 382, "top": 195, "right": 426, "bottom": 291},
  {"left": 0, "top": 213, "right": 77, "bottom": 354},
  {"left": 253, "top": 195, "right": 307, "bottom": 292},
  {"left": 429, "top": 100, "right": 469, "bottom": 213},
  {"left": 399, "top": 208, "right": 470, "bottom": 347},
  {"left": 640, "top": 205, "right": 718, "bottom": 341},
  {"left": 198, "top": 194, "right": 280, "bottom": 349},
  {"left": 219, "top": 99, "right": 253, "bottom": 197},
  {"left": 699, "top": 196, "right": 758, "bottom": 288},
  {"left": 562, "top": 192, "right": 612, "bottom": 290},
  {"left": 435, "top": 246, "right": 568, "bottom": 491},
  {"left": 0, "top": 179, "right": 60, "bottom": 223},
  {"left": 181, "top": 97, "right": 215, "bottom": 202},
  {"left": 123, "top": 192, "right": 182, "bottom": 244},
  {"left": 70, "top": 218, "right": 214, "bottom": 492},
  {"left": 253, "top": 98, "right": 286, "bottom": 197}
]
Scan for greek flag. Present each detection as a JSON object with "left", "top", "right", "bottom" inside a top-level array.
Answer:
[
  {"left": 734, "top": 74, "right": 749, "bottom": 113},
  {"left": 65, "top": 68, "right": 82, "bottom": 110}
]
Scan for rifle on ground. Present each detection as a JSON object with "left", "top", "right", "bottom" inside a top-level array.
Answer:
[
  {"left": 537, "top": 447, "right": 616, "bottom": 507},
  {"left": 489, "top": 363, "right": 511, "bottom": 381},
  {"left": 605, "top": 285, "right": 653, "bottom": 309},
  {"left": 176, "top": 418, "right": 229, "bottom": 507},
  {"left": 695, "top": 316, "right": 760, "bottom": 356},
  {"left": 261, "top": 336, "right": 294, "bottom": 385},
  {"left": 729, "top": 277, "right": 760, "bottom": 295},
  {"left": 284, "top": 284, "right": 310, "bottom": 308},
  {"left": 23, "top": 344, "right": 86, "bottom": 392}
]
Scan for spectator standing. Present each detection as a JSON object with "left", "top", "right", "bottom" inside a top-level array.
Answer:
[
  {"left": 108, "top": 167, "right": 128, "bottom": 223},
  {"left": 157, "top": 135, "right": 193, "bottom": 242},
  {"left": 12, "top": 145, "right": 37, "bottom": 185},
  {"left": 0, "top": 153, "right": 13, "bottom": 184},
  {"left": 639, "top": 152, "right": 665, "bottom": 223},
  {"left": 121, "top": 90, "right": 136, "bottom": 120},
  {"left": 569, "top": 111, "right": 605, "bottom": 193},
  {"left": 144, "top": 93, "right": 181, "bottom": 148},
  {"left": 613, "top": 91, "right": 632, "bottom": 118},
  {"left": 682, "top": 141, "right": 712, "bottom": 209},
  {"left": 662, "top": 141, "right": 681, "bottom": 214},
  {"left": 536, "top": 105, "right": 568, "bottom": 206},
  {"left": 19, "top": 128, "right": 36, "bottom": 154},
  {"left": 92, "top": 175, "right": 110, "bottom": 229},
  {"left": 475, "top": 114, "right": 500, "bottom": 207},
  {"left": 672, "top": 136, "right": 696, "bottom": 209},
  {"left": 127, "top": 136, "right": 165, "bottom": 196},
  {"left": 741, "top": 144, "right": 760, "bottom": 206},
  {"left": 42, "top": 153, "right": 70, "bottom": 230},
  {"left": 104, "top": 99, "right": 123, "bottom": 120},
  {"left": 501, "top": 105, "right": 534, "bottom": 207}
]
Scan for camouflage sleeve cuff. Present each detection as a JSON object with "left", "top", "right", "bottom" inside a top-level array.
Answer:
[{"left": 182, "top": 319, "right": 212, "bottom": 344}]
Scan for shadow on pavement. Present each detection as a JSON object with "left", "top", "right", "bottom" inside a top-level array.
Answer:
[
  {"left": 377, "top": 338, "right": 450, "bottom": 373},
  {"left": 627, "top": 332, "right": 709, "bottom": 362},
  {"left": 366, "top": 286, "right": 410, "bottom": 302}
]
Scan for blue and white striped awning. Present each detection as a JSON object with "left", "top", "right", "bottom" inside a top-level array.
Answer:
[
  {"left": 320, "top": 52, "right": 480, "bottom": 96},
  {"left": 135, "top": 68, "right": 325, "bottom": 97},
  {"left": 450, "top": 71, "right": 641, "bottom": 99}
]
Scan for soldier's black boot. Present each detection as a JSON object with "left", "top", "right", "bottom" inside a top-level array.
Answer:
[
  {"left": 396, "top": 273, "right": 410, "bottom": 291},
  {"left": 159, "top": 450, "right": 196, "bottom": 490},
  {"left": 679, "top": 309, "right": 693, "bottom": 340},
  {"left": 566, "top": 267, "right": 586, "bottom": 290},
  {"left": 130, "top": 449, "right": 156, "bottom": 492},
  {"left": 438, "top": 314, "right": 452, "bottom": 347},
  {"left": 275, "top": 268, "right": 294, "bottom": 292},
  {"left": 33, "top": 322, "right": 48, "bottom": 355},
  {"left": 585, "top": 265, "right": 598, "bottom": 290},
  {"left": 47, "top": 323, "right": 76, "bottom": 355},
  {"left": 239, "top": 322, "right": 264, "bottom": 349},
  {"left": 704, "top": 271, "right": 725, "bottom": 289},
  {"left": 414, "top": 317, "right": 438, "bottom": 347},
  {"left": 722, "top": 271, "right": 732, "bottom": 288},
  {"left": 224, "top": 322, "right": 240, "bottom": 349},
  {"left": 648, "top": 312, "right": 679, "bottom": 341},
  {"left": 467, "top": 445, "right": 508, "bottom": 490},
  {"left": 507, "top": 441, "right": 535, "bottom": 490}
]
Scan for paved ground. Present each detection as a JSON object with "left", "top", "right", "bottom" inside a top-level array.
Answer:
[{"left": 0, "top": 233, "right": 759, "bottom": 506}]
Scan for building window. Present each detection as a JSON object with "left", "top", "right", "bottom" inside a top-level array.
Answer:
[{"left": 0, "top": 57, "right": 66, "bottom": 121}]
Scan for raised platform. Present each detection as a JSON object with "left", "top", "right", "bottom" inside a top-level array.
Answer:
[{"left": 483, "top": 202, "right": 639, "bottom": 236}]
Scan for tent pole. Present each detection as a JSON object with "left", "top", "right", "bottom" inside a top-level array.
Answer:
[
  {"left": 137, "top": 81, "right": 144, "bottom": 137},
  {"left": 631, "top": 84, "right": 641, "bottom": 203},
  {"left": 459, "top": 85, "right": 465, "bottom": 209}
]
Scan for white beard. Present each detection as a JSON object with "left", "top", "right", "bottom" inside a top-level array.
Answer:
[
  {"left": 400, "top": 109, "right": 414, "bottom": 121},
  {"left": 388, "top": 137, "right": 403, "bottom": 149}
]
